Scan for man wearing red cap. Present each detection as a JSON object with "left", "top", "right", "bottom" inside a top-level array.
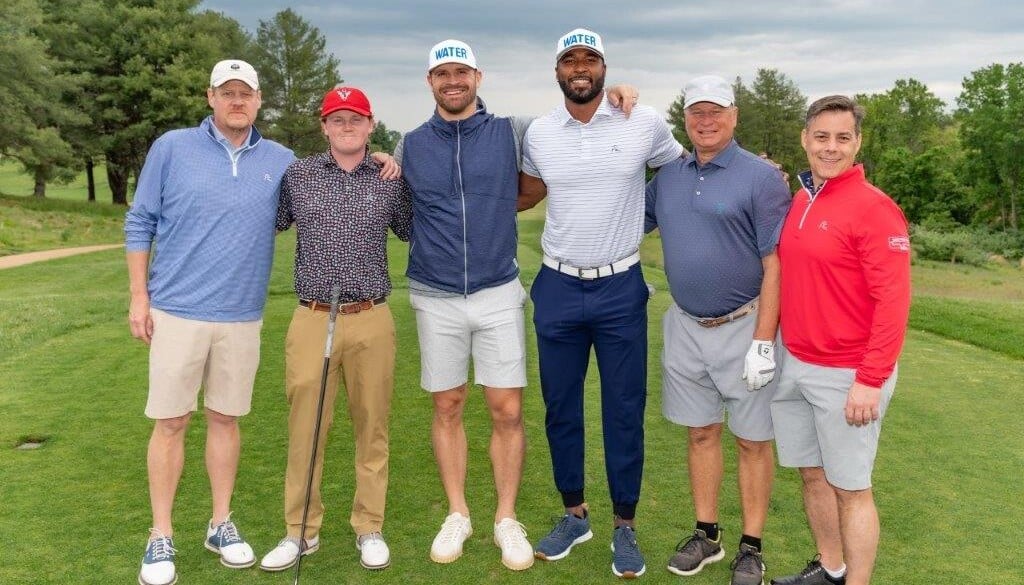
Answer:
[{"left": 259, "top": 86, "right": 411, "bottom": 572}]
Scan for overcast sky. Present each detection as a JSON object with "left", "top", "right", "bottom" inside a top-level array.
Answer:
[{"left": 202, "top": 1, "right": 1024, "bottom": 133}]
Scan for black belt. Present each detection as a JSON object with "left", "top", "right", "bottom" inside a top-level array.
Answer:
[{"left": 299, "top": 296, "right": 386, "bottom": 315}]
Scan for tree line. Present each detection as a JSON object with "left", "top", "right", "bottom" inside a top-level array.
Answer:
[
  {"left": 0, "top": 0, "right": 399, "bottom": 204},
  {"left": 667, "top": 66, "right": 1024, "bottom": 232},
  {"left": 2, "top": 0, "right": 1021, "bottom": 234}
]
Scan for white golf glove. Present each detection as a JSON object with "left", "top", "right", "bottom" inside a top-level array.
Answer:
[{"left": 742, "top": 340, "right": 776, "bottom": 391}]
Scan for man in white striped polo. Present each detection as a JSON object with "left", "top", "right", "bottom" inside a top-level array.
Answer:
[{"left": 518, "top": 27, "right": 684, "bottom": 579}]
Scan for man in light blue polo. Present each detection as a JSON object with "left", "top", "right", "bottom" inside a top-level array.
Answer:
[
  {"left": 644, "top": 74, "right": 791, "bottom": 585},
  {"left": 126, "top": 59, "right": 295, "bottom": 585},
  {"left": 519, "top": 28, "right": 684, "bottom": 579}
]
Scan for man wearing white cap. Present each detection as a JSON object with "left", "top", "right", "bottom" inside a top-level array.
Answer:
[
  {"left": 126, "top": 59, "right": 295, "bottom": 585},
  {"left": 519, "top": 28, "right": 685, "bottom": 579},
  {"left": 645, "top": 74, "right": 791, "bottom": 585}
]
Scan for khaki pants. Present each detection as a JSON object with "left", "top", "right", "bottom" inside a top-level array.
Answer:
[{"left": 283, "top": 303, "right": 395, "bottom": 538}]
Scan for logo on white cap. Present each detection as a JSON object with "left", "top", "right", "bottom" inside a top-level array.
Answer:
[
  {"left": 428, "top": 39, "right": 477, "bottom": 71},
  {"left": 210, "top": 59, "right": 259, "bottom": 90},
  {"left": 556, "top": 28, "right": 605, "bottom": 60},
  {"left": 683, "top": 75, "right": 735, "bottom": 109}
]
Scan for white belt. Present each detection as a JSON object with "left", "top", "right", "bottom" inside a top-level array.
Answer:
[{"left": 542, "top": 252, "right": 640, "bottom": 280}]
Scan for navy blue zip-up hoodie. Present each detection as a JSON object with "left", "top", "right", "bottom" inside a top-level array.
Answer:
[{"left": 402, "top": 100, "right": 519, "bottom": 294}]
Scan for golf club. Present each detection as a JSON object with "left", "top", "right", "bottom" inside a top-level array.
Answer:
[{"left": 293, "top": 284, "right": 341, "bottom": 585}]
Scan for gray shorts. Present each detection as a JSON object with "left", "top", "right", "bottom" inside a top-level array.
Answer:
[
  {"left": 661, "top": 303, "right": 776, "bottom": 441},
  {"left": 409, "top": 279, "right": 527, "bottom": 392},
  {"left": 770, "top": 343, "right": 897, "bottom": 491}
]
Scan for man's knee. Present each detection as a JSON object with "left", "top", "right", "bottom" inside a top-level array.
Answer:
[
  {"left": 153, "top": 413, "right": 191, "bottom": 436},
  {"left": 432, "top": 386, "right": 468, "bottom": 423},
  {"left": 204, "top": 408, "right": 238, "bottom": 428},
  {"left": 735, "top": 436, "right": 773, "bottom": 459},
  {"left": 688, "top": 423, "right": 722, "bottom": 448}
]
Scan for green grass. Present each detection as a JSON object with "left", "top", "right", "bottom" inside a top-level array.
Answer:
[
  {"left": 1, "top": 215, "right": 1023, "bottom": 584},
  {"left": 0, "top": 158, "right": 112, "bottom": 202},
  {"left": 0, "top": 194, "right": 125, "bottom": 255}
]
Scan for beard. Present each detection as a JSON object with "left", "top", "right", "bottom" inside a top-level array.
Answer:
[
  {"left": 435, "top": 85, "right": 477, "bottom": 116},
  {"left": 558, "top": 72, "right": 606, "bottom": 105}
]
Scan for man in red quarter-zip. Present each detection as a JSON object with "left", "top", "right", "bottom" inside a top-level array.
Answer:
[{"left": 770, "top": 95, "right": 911, "bottom": 585}]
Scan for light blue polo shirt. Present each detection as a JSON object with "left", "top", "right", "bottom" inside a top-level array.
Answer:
[{"left": 645, "top": 140, "right": 791, "bottom": 317}]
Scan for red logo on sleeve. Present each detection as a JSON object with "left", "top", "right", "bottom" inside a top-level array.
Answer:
[{"left": 888, "top": 235, "right": 910, "bottom": 252}]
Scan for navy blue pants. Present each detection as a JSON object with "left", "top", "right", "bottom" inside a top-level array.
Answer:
[{"left": 531, "top": 264, "right": 648, "bottom": 519}]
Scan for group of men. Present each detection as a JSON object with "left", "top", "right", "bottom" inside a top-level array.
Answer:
[{"left": 125, "top": 27, "right": 910, "bottom": 585}]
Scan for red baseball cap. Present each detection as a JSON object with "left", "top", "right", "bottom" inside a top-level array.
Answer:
[{"left": 321, "top": 86, "right": 372, "bottom": 118}]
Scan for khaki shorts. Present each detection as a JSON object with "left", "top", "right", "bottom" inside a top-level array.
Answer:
[
  {"left": 145, "top": 308, "right": 262, "bottom": 419},
  {"left": 409, "top": 279, "right": 527, "bottom": 392}
]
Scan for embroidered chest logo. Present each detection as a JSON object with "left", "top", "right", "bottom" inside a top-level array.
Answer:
[
  {"left": 337, "top": 88, "right": 351, "bottom": 101},
  {"left": 263, "top": 173, "right": 272, "bottom": 182},
  {"left": 818, "top": 220, "right": 829, "bottom": 231},
  {"left": 611, "top": 145, "right": 620, "bottom": 152},
  {"left": 888, "top": 235, "right": 910, "bottom": 252}
]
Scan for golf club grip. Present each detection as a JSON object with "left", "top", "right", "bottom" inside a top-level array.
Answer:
[{"left": 323, "top": 285, "right": 341, "bottom": 358}]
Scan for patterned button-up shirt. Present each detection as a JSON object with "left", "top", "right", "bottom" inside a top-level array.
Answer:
[{"left": 277, "top": 151, "right": 413, "bottom": 303}]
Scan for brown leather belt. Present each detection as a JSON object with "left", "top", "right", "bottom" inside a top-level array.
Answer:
[
  {"left": 300, "top": 296, "right": 386, "bottom": 315},
  {"left": 681, "top": 298, "right": 759, "bottom": 328}
]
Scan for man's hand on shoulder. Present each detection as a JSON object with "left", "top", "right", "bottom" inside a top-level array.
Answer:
[
  {"left": 607, "top": 84, "right": 639, "bottom": 118},
  {"left": 371, "top": 151, "right": 401, "bottom": 180}
]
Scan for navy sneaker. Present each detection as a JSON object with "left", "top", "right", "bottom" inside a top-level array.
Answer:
[
  {"left": 610, "top": 525, "right": 646, "bottom": 578},
  {"left": 139, "top": 529, "right": 177, "bottom": 585},
  {"left": 534, "top": 511, "right": 593, "bottom": 561}
]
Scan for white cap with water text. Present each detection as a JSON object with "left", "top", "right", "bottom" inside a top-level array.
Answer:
[
  {"left": 683, "top": 75, "right": 734, "bottom": 109},
  {"left": 210, "top": 59, "right": 259, "bottom": 90},
  {"left": 556, "top": 28, "right": 605, "bottom": 61},
  {"left": 428, "top": 39, "right": 477, "bottom": 71}
]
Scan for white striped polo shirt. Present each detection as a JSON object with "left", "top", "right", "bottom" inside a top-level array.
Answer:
[{"left": 523, "top": 96, "right": 683, "bottom": 267}]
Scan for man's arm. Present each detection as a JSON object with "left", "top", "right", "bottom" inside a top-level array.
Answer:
[
  {"left": 606, "top": 84, "right": 639, "bottom": 117},
  {"left": 127, "top": 251, "right": 153, "bottom": 345},
  {"left": 518, "top": 172, "right": 547, "bottom": 211},
  {"left": 754, "top": 252, "right": 781, "bottom": 341},
  {"left": 846, "top": 202, "right": 911, "bottom": 425}
]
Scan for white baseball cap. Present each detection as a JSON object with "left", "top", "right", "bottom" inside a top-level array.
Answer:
[
  {"left": 428, "top": 39, "right": 477, "bottom": 71},
  {"left": 556, "top": 28, "right": 605, "bottom": 61},
  {"left": 683, "top": 75, "right": 734, "bottom": 109},
  {"left": 210, "top": 59, "right": 259, "bottom": 90}
]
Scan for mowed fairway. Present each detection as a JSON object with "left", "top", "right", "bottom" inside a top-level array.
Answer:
[{"left": 1, "top": 217, "right": 1022, "bottom": 584}]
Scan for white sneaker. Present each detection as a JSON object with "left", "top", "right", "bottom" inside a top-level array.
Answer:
[
  {"left": 139, "top": 529, "right": 177, "bottom": 585},
  {"left": 258, "top": 535, "right": 320, "bottom": 572},
  {"left": 357, "top": 532, "right": 391, "bottom": 569},
  {"left": 204, "top": 514, "right": 255, "bottom": 568},
  {"left": 430, "top": 512, "right": 473, "bottom": 563},
  {"left": 494, "top": 518, "right": 534, "bottom": 571}
]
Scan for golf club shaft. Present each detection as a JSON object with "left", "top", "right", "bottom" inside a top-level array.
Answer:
[{"left": 294, "top": 284, "right": 341, "bottom": 585}]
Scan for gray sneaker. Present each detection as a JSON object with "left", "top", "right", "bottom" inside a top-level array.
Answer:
[
  {"left": 666, "top": 529, "right": 725, "bottom": 576},
  {"left": 771, "top": 555, "right": 845, "bottom": 585},
  {"left": 730, "top": 543, "right": 766, "bottom": 585},
  {"left": 610, "top": 525, "right": 646, "bottom": 578},
  {"left": 534, "top": 512, "right": 592, "bottom": 561}
]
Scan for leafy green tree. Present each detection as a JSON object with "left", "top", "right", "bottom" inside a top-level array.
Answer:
[
  {"left": 369, "top": 121, "right": 401, "bottom": 155},
  {"left": 40, "top": 0, "right": 249, "bottom": 204},
  {"left": 0, "top": 0, "right": 81, "bottom": 198},
  {"left": 250, "top": 9, "right": 341, "bottom": 157},
  {"left": 956, "top": 62, "right": 1024, "bottom": 230},
  {"left": 733, "top": 69, "right": 806, "bottom": 181},
  {"left": 857, "top": 79, "right": 950, "bottom": 177}
]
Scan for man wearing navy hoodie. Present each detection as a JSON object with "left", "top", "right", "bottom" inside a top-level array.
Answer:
[{"left": 394, "top": 39, "right": 535, "bottom": 572}]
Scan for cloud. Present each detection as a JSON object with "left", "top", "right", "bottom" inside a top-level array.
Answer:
[{"left": 202, "top": 1, "right": 1024, "bottom": 132}]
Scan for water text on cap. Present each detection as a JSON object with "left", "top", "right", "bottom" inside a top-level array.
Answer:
[
  {"left": 434, "top": 44, "right": 469, "bottom": 62},
  {"left": 563, "top": 33, "right": 598, "bottom": 51}
]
